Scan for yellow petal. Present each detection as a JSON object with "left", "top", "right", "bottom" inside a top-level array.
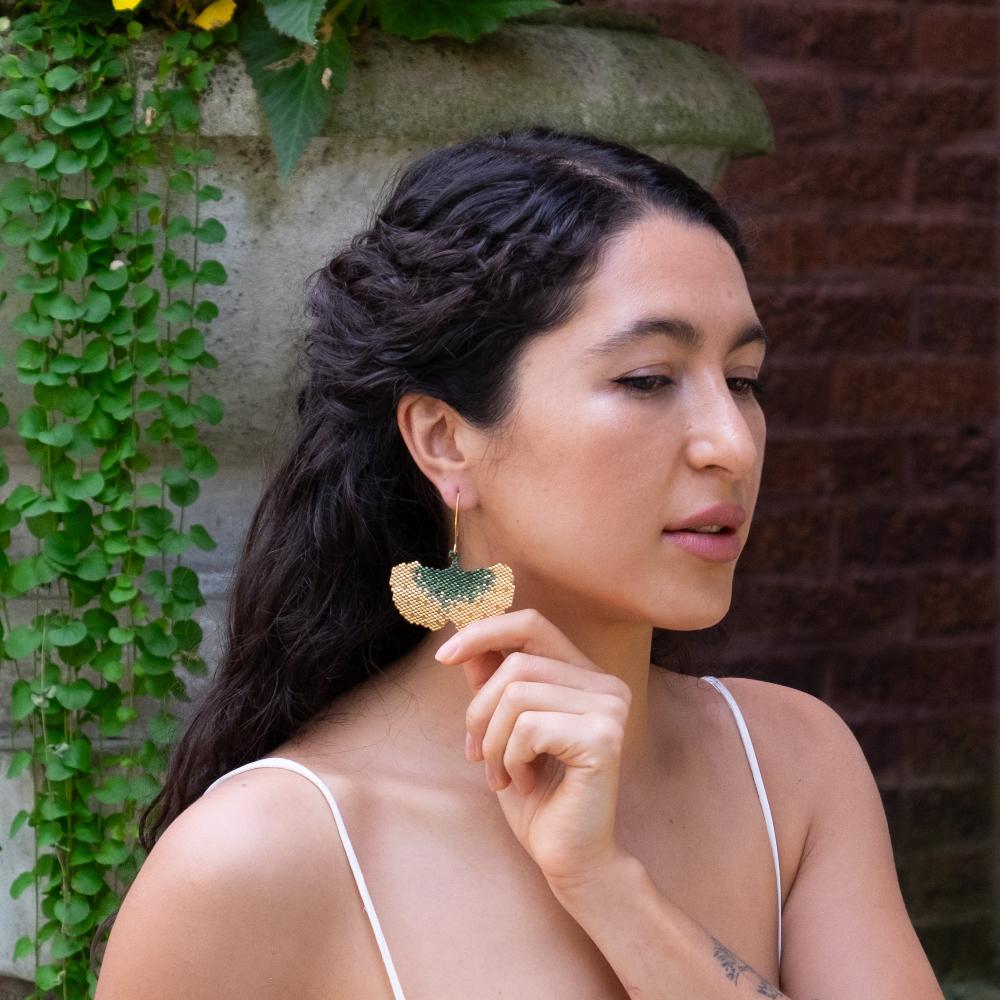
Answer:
[
  {"left": 192, "top": 0, "right": 236, "bottom": 30},
  {"left": 112, "top": 0, "right": 144, "bottom": 10}
]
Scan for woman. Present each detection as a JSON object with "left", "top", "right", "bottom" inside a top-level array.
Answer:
[{"left": 94, "top": 126, "right": 943, "bottom": 999}]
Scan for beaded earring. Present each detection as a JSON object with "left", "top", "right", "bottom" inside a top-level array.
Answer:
[{"left": 388, "top": 489, "right": 515, "bottom": 630}]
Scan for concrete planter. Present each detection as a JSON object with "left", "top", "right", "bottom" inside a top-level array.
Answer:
[{"left": 0, "top": 10, "right": 772, "bottom": 987}]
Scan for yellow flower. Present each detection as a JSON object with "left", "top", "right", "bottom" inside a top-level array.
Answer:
[
  {"left": 193, "top": 0, "right": 236, "bottom": 30},
  {"left": 112, "top": 0, "right": 143, "bottom": 10}
]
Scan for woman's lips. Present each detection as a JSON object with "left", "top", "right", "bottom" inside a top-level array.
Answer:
[{"left": 662, "top": 528, "right": 742, "bottom": 562}]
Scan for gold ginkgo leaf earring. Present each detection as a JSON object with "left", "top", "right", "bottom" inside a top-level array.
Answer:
[{"left": 388, "top": 489, "right": 515, "bottom": 630}]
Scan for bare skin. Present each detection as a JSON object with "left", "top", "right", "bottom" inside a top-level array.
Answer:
[{"left": 256, "top": 660, "right": 805, "bottom": 999}]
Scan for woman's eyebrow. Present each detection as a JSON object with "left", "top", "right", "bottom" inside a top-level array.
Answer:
[{"left": 583, "top": 316, "right": 769, "bottom": 360}]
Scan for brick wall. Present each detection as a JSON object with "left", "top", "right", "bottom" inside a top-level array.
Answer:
[{"left": 586, "top": 0, "right": 999, "bottom": 983}]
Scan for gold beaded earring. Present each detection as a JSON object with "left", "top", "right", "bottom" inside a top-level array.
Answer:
[{"left": 389, "top": 489, "right": 515, "bottom": 630}]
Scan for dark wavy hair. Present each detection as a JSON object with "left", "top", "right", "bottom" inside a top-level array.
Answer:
[{"left": 139, "top": 125, "right": 749, "bottom": 854}]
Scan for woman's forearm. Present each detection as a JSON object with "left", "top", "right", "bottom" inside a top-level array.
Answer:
[{"left": 546, "top": 852, "right": 791, "bottom": 999}]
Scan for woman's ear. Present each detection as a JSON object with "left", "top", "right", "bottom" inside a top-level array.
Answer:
[{"left": 395, "top": 392, "right": 483, "bottom": 507}]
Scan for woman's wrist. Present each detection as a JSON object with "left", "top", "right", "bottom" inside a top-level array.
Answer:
[{"left": 544, "top": 847, "right": 648, "bottom": 915}]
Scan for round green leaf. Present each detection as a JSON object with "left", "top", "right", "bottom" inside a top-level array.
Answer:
[
  {"left": 57, "top": 246, "right": 88, "bottom": 281},
  {"left": 194, "top": 218, "right": 225, "bottom": 243},
  {"left": 95, "top": 839, "right": 130, "bottom": 865},
  {"left": 195, "top": 259, "right": 226, "bottom": 285},
  {"left": 47, "top": 291, "right": 84, "bottom": 321},
  {"left": 3, "top": 625, "right": 42, "bottom": 660},
  {"left": 15, "top": 339, "right": 46, "bottom": 370},
  {"left": 63, "top": 470, "right": 104, "bottom": 500},
  {"left": 54, "top": 147, "right": 87, "bottom": 174},
  {"left": 37, "top": 423, "right": 73, "bottom": 447},
  {"left": 53, "top": 893, "right": 89, "bottom": 925},
  {"left": 24, "top": 140, "right": 56, "bottom": 170},
  {"left": 10, "top": 680, "right": 34, "bottom": 720},
  {"left": 0, "top": 176, "right": 31, "bottom": 211},
  {"left": 70, "top": 866, "right": 105, "bottom": 895},
  {"left": 6, "top": 751, "right": 33, "bottom": 780},
  {"left": 81, "top": 205, "right": 117, "bottom": 240},
  {"left": 43, "top": 65, "right": 80, "bottom": 91},
  {"left": 10, "top": 870, "right": 35, "bottom": 900},
  {"left": 92, "top": 266, "right": 128, "bottom": 291},
  {"left": 189, "top": 523, "right": 216, "bottom": 550},
  {"left": 82, "top": 288, "right": 112, "bottom": 324},
  {"left": 47, "top": 620, "right": 87, "bottom": 646}
]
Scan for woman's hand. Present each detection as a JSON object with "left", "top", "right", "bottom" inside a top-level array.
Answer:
[{"left": 433, "top": 608, "right": 634, "bottom": 889}]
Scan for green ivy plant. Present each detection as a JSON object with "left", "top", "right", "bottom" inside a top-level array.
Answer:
[
  {"left": 0, "top": 1, "right": 561, "bottom": 996},
  {"left": 1, "top": 6, "right": 229, "bottom": 998}
]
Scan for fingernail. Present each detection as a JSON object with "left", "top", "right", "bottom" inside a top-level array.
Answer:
[
  {"left": 465, "top": 731, "right": 474, "bottom": 762},
  {"left": 435, "top": 637, "right": 458, "bottom": 660}
]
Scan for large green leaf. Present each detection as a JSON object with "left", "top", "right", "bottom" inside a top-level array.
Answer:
[
  {"left": 374, "top": 0, "right": 561, "bottom": 42},
  {"left": 238, "top": 0, "right": 351, "bottom": 182},
  {"left": 262, "top": 0, "right": 328, "bottom": 44}
]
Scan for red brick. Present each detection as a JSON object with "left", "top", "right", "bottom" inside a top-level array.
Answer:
[
  {"left": 841, "top": 80, "right": 995, "bottom": 140},
  {"left": 838, "top": 501, "right": 994, "bottom": 567},
  {"left": 719, "top": 653, "right": 828, "bottom": 699},
  {"left": 910, "top": 426, "right": 995, "bottom": 495},
  {"left": 907, "top": 710, "right": 996, "bottom": 782},
  {"left": 730, "top": 577, "right": 908, "bottom": 637},
  {"left": 915, "top": 570, "right": 996, "bottom": 635},
  {"left": 761, "top": 437, "right": 907, "bottom": 498},
  {"left": 834, "top": 221, "right": 995, "bottom": 277},
  {"left": 631, "top": 1, "right": 740, "bottom": 56},
  {"left": 827, "top": 437, "right": 908, "bottom": 495},
  {"left": 914, "top": 918, "right": 994, "bottom": 982},
  {"left": 741, "top": 5, "right": 908, "bottom": 70},
  {"left": 915, "top": 289, "right": 997, "bottom": 354},
  {"left": 849, "top": 719, "right": 908, "bottom": 785},
  {"left": 748, "top": 75, "right": 842, "bottom": 140},
  {"left": 760, "top": 439, "right": 825, "bottom": 495},
  {"left": 905, "top": 846, "right": 993, "bottom": 920},
  {"left": 757, "top": 361, "right": 831, "bottom": 427},
  {"left": 904, "top": 782, "right": 993, "bottom": 849},
  {"left": 914, "top": 7, "right": 998, "bottom": 76},
  {"left": 755, "top": 286, "right": 908, "bottom": 357},
  {"left": 915, "top": 152, "right": 999, "bottom": 207},
  {"left": 724, "top": 146, "right": 905, "bottom": 207},
  {"left": 738, "top": 506, "right": 830, "bottom": 571},
  {"left": 831, "top": 359, "right": 995, "bottom": 424},
  {"left": 745, "top": 218, "right": 836, "bottom": 277},
  {"left": 829, "top": 642, "right": 994, "bottom": 707}
]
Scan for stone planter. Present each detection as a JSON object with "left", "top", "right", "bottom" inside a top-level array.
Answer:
[{"left": 0, "top": 9, "right": 772, "bottom": 987}]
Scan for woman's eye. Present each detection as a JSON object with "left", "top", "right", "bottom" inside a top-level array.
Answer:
[
  {"left": 615, "top": 375, "right": 766, "bottom": 400},
  {"left": 616, "top": 375, "right": 673, "bottom": 394},
  {"left": 729, "top": 377, "right": 766, "bottom": 401}
]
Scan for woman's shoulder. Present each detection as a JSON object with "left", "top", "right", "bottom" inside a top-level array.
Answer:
[
  {"left": 710, "top": 675, "right": 854, "bottom": 764},
  {"left": 95, "top": 763, "right": 360, "bottom": 1000},
  {"left": 706, "top": 676, "right": 860, "bottom": 891}
]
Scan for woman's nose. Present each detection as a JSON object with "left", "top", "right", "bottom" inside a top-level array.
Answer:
[{"left": 683, "top": 378, "right": 760, "bottom": 477}]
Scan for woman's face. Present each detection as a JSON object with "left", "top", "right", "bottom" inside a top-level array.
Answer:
[{"left": 475, "top": 210, "right": 767, "bottom": 631}]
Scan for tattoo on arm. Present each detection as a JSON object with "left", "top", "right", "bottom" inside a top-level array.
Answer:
[{"left": 711, "top": 936, "right": 786, "bottom": 998}]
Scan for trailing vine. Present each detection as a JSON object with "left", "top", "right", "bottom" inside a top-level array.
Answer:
[{"left": 0, "top": 1, "right": 561, "bottom": 996}]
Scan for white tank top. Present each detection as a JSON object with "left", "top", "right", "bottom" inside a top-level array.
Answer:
[{"left": 202, "top": 674, "right": 782, "bottom": 999}]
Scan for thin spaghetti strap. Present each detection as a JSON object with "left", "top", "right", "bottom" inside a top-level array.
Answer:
[
  {"left": 699, "top": 677, "right": 783, "bottom": 968},
  {"left": 203, "top": 756, "right": 408, "bottom": 1000}
]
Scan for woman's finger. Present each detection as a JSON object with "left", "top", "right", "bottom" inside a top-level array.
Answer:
[
  {"left": 466, "top": 651, "right": 631, "bottom": 759},
  {"left": 435, "top": 608, "right": 596, "bottom": 691},
  {"left": 501, "top": 710, "right": 625, "bottom": 798},
  {"left": 478, "top": 680, "right": 629, "bottom": 789}
]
